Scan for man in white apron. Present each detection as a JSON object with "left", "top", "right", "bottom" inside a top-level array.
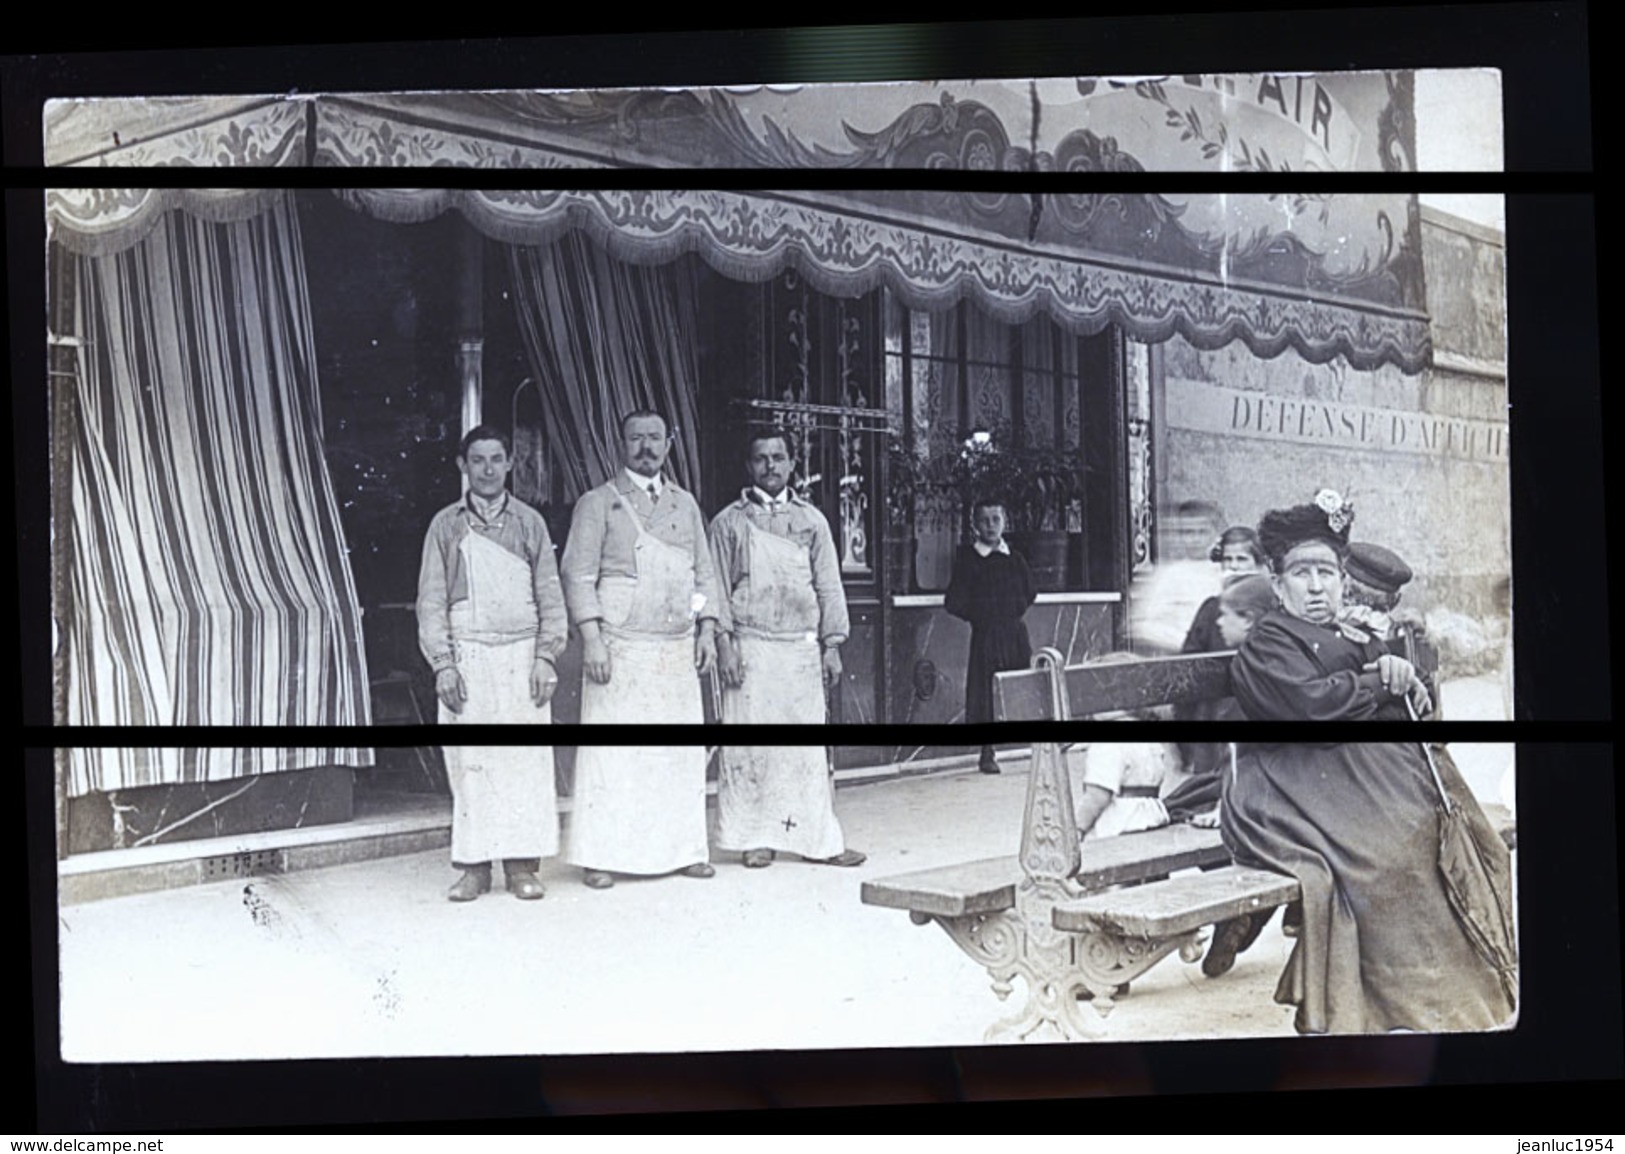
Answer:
[
  {"left": 560, "top": 410, "right": 721, "bottom": 890},
  {"left": 417, "top": 426, "right": 568, "bottom": 902},
  {"left": 708, "top": 428, "right": 866, "bottom": 870}
]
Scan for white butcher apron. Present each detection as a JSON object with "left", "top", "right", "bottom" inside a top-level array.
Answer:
[
  {"left": 442, "top": 531, "right": 558, "bottom": 864},
  {"left": 568, "top": 492, "right": 710, "bottom": 874},
  {"left": 716, "top": 526, "right": 845, "bottom": 858}
]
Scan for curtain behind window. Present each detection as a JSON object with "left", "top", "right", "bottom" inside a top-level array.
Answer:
[
  {"left": 508, "top": 233, "right": 704, "bottom": 507},
  {"left": 64, "top": 195, "right": 372, "bottom": 794}
]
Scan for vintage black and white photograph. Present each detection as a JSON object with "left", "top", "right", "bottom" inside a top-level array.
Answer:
[
  {"left": 55, "top": 743, "right": 1519, "bottom": 1059},
  {"left": 45, "top": 73, "right": 1512, "bottom": 742},
  {"left": 38, "top": 69, "right": 1524, "bottom": 1060}
]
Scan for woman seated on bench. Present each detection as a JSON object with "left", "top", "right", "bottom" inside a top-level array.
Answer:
[{"left": 1222, "top": 490, "right": 1516, "bottom": 1035}]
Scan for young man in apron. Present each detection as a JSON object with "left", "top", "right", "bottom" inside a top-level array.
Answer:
[
  {"left": 417, "top": 425, "right": 569, "bottom": 902},
  {"left": 560, "top": 410, "right": 722, "bottom": 890},
  {"left": 708, "top": 428, "right": 867, "bottom": 870}
]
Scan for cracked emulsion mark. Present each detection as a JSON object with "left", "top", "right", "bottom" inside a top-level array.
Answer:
[
  {"left": 782, "top": 816, "right": 797, "bottom": 832},
  {"left": 373, "top": 970, "right": 401, "bottom": 1017},
  {"left": 242, "top": 883, "right": 281, "bottom": 931}
]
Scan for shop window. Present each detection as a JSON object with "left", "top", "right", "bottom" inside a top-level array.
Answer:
[{"left": 885, "top": 293, "right": 1124, "bottom": 594}]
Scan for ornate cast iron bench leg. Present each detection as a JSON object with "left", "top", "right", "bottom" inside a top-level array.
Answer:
[
  {"left": 901, "top": 736, "right": 1104, "bottom": 1042},
  {"left": 1070, "top": 928, "right": 1208, "bottom": 1016}
]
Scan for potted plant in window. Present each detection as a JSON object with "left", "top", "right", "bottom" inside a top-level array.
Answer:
[
  {"left": 1004, "top": 444, "right": 1087, "bottom": 593},
  {"left": 937, "top": 426, "right": 1086, "bottom": 593}
]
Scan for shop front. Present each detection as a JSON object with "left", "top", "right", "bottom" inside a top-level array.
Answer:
[{"left": 48, "top": 73, "right": 1490, "bottom": 860}]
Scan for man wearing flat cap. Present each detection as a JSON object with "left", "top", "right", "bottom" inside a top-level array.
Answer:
[{"left": 1339, "top": 540, "right": 1439, "bottom": 718}]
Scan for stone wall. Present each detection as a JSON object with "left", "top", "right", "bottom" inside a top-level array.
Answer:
[{"left": 1157, "top": 205, "right": 1509, "bottom": 662}]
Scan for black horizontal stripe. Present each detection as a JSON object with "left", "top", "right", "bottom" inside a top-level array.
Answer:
[
  {"left": 31, "top": 720, "right": 1599, "bottom": 748},
  {"left": 18, "top": 166, "right": 1591, "bottom": 192}
]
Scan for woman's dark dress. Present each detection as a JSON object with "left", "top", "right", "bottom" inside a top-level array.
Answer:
[
  {"left": 944, "top": 546, "right": 1037, "bottom": 725},
  {"left": 1172, "top": 593, "right": 1240, "bottom": 801},
  {"left": 1181, "top": 595, "right": 1225, "bottom": 655},
  {"left": 1222, "top": 610, "right": 1515, "bottom": 1034}
]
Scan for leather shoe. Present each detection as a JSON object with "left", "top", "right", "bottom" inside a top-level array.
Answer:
[
  {"left": 448, "top": 867, "right": 492, "bottom": 902},
  {"left": 506, "top": 870, "right": 546, "bottom": 900},
  {"left": 743, "top": 849, "right": 774, "bottom": 869},
  {"left": 812, "top": 849, "right": 868, "bottom": 867},
  {"left": 682, "top": 862, "right": 716, "bottom": 878},
  {"left": 1203, "top": 914, "right": 1259, "bottom": 977},
  {"left": 583, "top": 870, "right": 615, "bottom": 890}
]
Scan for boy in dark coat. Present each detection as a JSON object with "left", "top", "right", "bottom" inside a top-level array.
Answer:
[{"left": 944, "top": 499, "right": 1037, "bottom": 774}]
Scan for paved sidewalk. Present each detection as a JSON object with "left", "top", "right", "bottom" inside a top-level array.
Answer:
[{"left": 58, "top": 750, "right": 1514, "bottom": 1062}]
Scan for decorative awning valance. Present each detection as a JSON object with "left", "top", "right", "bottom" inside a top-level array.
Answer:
[{"left": 49, "top": 186, "right": 1431, "bottom": 372}]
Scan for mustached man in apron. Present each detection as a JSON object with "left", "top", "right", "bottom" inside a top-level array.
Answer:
[
  {"left": 417, "top": 426, "right": 569, "bottom": 902},
  {"left": 560, "top": 410, "right": 722, "bottom": 890},
  {"left": 708, "top": 428, "right": 867, "bottom": 870}
]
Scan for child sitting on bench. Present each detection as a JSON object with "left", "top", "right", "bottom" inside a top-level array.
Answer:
[
  {"left": 1067, "top": 658, "right": 1182, "bottom": 1000},
  {"left": 1074, "top": 740, "right": 1180, "bottom": 841},
  {"left": 1069, "top": 652, "right": 1180, "bottom": 842}
]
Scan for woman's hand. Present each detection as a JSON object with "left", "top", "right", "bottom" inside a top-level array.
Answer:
[
  {"left": 1364, "top": 654, "right": 1431, "bottom": 714},
  {"left": 1191, "top": 807, "right": 1221, "bottom": 829}
]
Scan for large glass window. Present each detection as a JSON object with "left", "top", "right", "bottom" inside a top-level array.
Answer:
[{"left": 885, "top": 293, "right": 1119, "bottom": 594}]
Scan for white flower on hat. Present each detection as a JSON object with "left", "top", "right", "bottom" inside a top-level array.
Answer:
[{"left": 1315, "top": 488, "right": 1353, "bottom": 534}]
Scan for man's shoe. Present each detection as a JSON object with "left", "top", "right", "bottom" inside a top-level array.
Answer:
[
  {"left": 506, "top": 870, "right": 546, "bottom": 900},
  {"left": 1235, "top": 907, "right": 1273, "bottom": 952},
  {"left": 1202, "top": 915, "right": 1255, "bottom": 977},
  {"left": 743, "top": 849, "right": 774, "bottom": 869},
  {"left": 681, "top": 862, "right": 716, "bottom": 879},
  {"left": 583, "top": 870, "right": 615, "bottom": 890},
  {"left": 448, "top": 866, "right": 492, "bottom": 902},
  {"left": 812, "top": 849, "right": 868, "bottom": 867}
]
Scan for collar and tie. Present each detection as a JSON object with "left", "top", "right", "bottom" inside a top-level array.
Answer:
[
  {"left": 626, "top": 469, "right": 663, "bottom": 504},
  {"left": 749, "top": 486, "right": 790, "bottom": 511},
  {"left": 465, "top": 490, "right": 509, "bottom": 526}
]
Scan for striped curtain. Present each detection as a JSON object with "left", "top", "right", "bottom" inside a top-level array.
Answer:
[
  {"left": 509, "top": 233, "right": 706, "bottom": 505},
  {"left": 64, "top": 194, "right": 372, "bottom": 795}
]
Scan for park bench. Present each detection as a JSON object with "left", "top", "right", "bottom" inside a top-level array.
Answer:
[
  {"left": 861, "top": 646, "right": 1515, "bottom": 1042},
  {"left": 861, "top": 647, "right": 1241, "bottom": 1041}
]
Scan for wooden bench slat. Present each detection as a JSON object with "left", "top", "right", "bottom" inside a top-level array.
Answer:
[
  {"left": 1053, "top": 865, "right": 1302, "bottom": 937},
  {"left": 861, "top": 826, "right": 1233, "bottom": 918},
  {"left": 1075, "top": 824, "right": 1231, "bottom": 889},
  {"left": 860, "top": 856, "right": 1021, "bottom": 917},
  {"left": 994, "top": 652, "right": 1235, "bottom": 720}
]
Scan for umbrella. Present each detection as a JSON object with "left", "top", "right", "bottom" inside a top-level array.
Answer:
[{"left": 1410, "top": 702, "right": 1520, "bottom": 1008}]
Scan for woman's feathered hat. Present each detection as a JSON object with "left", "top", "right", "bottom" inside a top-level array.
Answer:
[{"left": 1256, "top": 489, "right": 1355, "bottom": 569}]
